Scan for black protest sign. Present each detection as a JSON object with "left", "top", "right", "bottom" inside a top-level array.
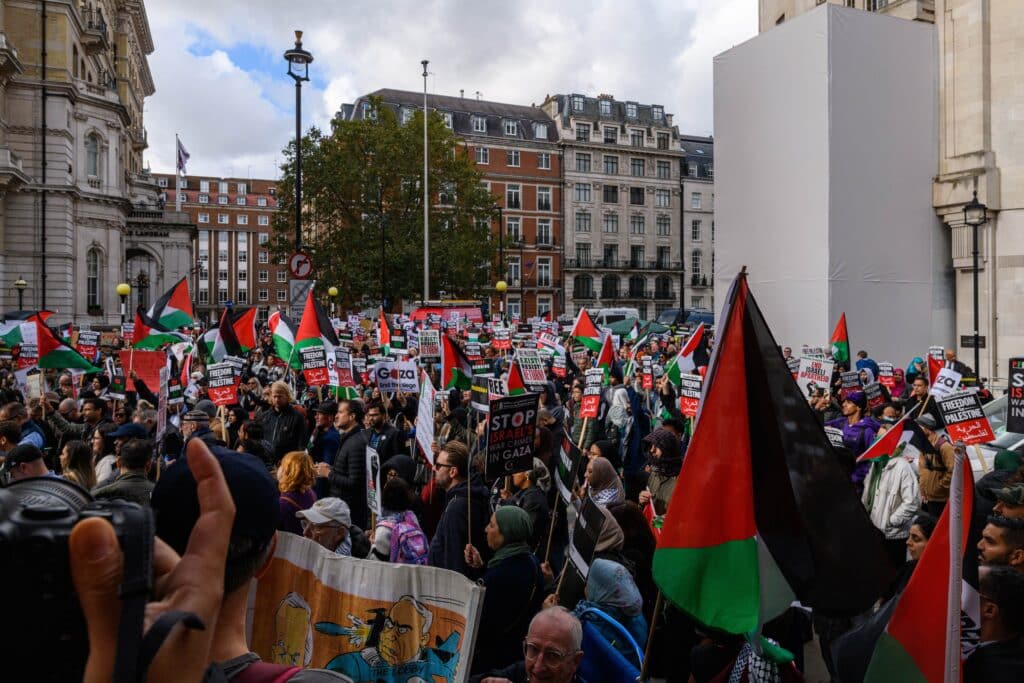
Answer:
[
  {"left": 679, "top": 374, "right": 704, "bottom": 418},
  {"left": 938, "top": 391, "right": 995, "bottom": 445},
  {"left": 167, "top": 379, "right": 184, "bottom": 405},
  {"left": 558, "top": 496, "right": 607, "bottom": 607},
  {"left": 486, "top": 393, "right": 539, "bottom": 480},
  {"left": 839, "top": 371, "right": 860, "bottom": 399},
  {"left": 864, "top": 382, "right": 886, "bottom": 409},
  {"left": 515, "top": 348, "right": 548, "bottom": 392},
  {"left": 471, "top": 373, "right": 492, "bottom": 413},
  {"left": 554, "top": 435, "right": 583, "bottom": 505},
  {"left": 580, "top": 368, "right": 604, "bottom": 419},
  {"left": 299, "top": 344, "right": 329, "bottom": 385},
  {"left": 1009, "top": 358, "right": 1024, "bottom": 435},
  {"left": 207, "top": 362, "right": 238, "bottom": 406}
]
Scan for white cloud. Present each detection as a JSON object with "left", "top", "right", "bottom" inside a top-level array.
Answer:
[{"left": 144, "top": 0, "right": 757, "bottom": 178}]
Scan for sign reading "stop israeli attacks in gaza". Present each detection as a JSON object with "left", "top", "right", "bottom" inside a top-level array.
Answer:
[{"left": 486, "top": 392, "right": 540, "bottom": 480}]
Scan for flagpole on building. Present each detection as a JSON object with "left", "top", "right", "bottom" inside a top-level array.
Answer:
[
  {"left": 175, "top": 134, "right": 182, "bottom": 214},
  {"left": 422, "top": 59, "right": 430, "bottom": 303}
]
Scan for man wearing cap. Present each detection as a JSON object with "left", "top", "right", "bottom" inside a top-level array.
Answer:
[
  {"left": 181, "top": 409, "right": 225, "bottom": 449},
  {"left": 1, "top": 443, "right": 53, "bottom": 482},
  {"left": 92, "top": 438, "right": 155, "bottom": 505},
  {"left": 295, "top": 497, "right": 369, "bottom": 558},
  {"left": 995, "top": 485, "right": 1024, "bottom": 520},
  {"left": 916, "top": 413, "right": 956, "bottom": 517}
]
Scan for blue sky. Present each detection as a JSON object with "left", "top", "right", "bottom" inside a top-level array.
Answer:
[{"left": 144, "top": 0, "right": 757, "bottom": 179}]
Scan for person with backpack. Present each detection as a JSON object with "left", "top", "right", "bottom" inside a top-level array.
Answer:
[{"left": 369, "top": 478, "right": 429, "bottom": 565}]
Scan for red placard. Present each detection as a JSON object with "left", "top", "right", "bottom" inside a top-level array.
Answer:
[
  {"left": 118, "top": 350, "right": 165, "bottom": 393},
  {"left": 938, "top": 392, "right": 995, "bottom": 445},
  {"left": 945, "top": 418, "right": 995, "bottom": 446},
  {"left": 579, "top": 394, "right": 601, "bottom": 419}
]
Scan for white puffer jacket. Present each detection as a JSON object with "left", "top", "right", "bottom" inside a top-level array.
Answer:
[{"left": 862, "top": 456, "right": 920, "bottom": 539}]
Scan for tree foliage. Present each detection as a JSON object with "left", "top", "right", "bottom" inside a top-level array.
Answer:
[{"left": 272, "top": 98, "right": 497, "bottom": 308}]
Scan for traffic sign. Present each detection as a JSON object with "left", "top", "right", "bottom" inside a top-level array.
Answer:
[{"left": 288, "top": 251, "right": 313, "bottom": 279}]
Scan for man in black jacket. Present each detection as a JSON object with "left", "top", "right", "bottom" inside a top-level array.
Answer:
[
  {"left": 965, "top": 566, "right": 1024, "bottom": 683},
  {"left": 260, "top": 381, "right": 306, "bottom": 463},
  {"left": 428, "top": 440, "right": 490, "bottom": 579},
  {"left": 92, "top": 437, "right": 156, "bottom": 506},
  {"left": 365, "top": 400, "right": 405, "bottom": 461},
  {"left": 315, "top": 399, "right": 368, "bottom": 529}
]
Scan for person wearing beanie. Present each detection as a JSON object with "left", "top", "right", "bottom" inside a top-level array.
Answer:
[{"left": 826, "top": 389, "right": 881, "bottom": 495}]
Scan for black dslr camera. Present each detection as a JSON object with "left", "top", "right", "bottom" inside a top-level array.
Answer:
[{"left": 0, "top": 476, "right": 153, "bottom": 681}]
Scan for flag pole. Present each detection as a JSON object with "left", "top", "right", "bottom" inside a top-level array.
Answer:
[
  {"left": 944, "top": 444, "right": 966, "bottom": 683},
  {"left": 637, "top": 590, "right": 663, "bottom": 682},
  {"left": 543, "top": 502, "right": 558, "bottom": 564},
  {"left": 175, "top": 134, "right": 182, "bottom": 214}
]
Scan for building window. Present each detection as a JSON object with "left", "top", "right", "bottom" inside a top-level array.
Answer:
[
  {"left": 537, "top": 219, "right": 551, "bottom": 245},
  {"left": 473, "top": 116, "right": 486, "bottom": 133},
  {"left": 259, "top": 271, "right": 269, "bottom": 283},
  {"left": 657, "top": 160, "right": 671, "bottom": 179},
  {"left": 533, "top": 122, "right": 548, "bottom": 138},
  {"left": 237, "top": 289, "right": 248, "bottom": 304},
  {"left": 218, "top": 232, "right": 229, "bottom": 261},
  {"left": 630, "top": 129, "right": 644, "bottom": 147},
  {"left": 362, "top": 101, "right": 377, "bottom": 119},
  {"left": 630, "top": 158, "right": 645, "bottom": 177},
  {"left": 157, "top": 177, "right": 168, "bottom": 188},
  {"left": 603, "top": 126, "right": 617, "bottom": 144},
  {"left": 86, "top": 248, "right": 100, "bottom": 307},
  {"left": 629, "top": 275, "right": 646, "bottom": 297},
  {"left": 258, "top": 289, "right": 268, "bottom": 302},
  {"left": 599, "top": 99, "right": 612, "bottom": 116},
  {"left": 236, "top": 183, "right": 247, "bottom": 195},
  {"left": 475, "top": 147, "right": 489, "bottom": 164},
  {"left": 630, "top": 215, "right": 645, "bottom": 234},
  {"left": 691, "top": 250, "right": 702, "bottom": 276},
  {"left": 575, "top": 212, "right": 592, "bottom": 232},
  {"left": 198, "top": 213, "right": 209, "bottom": 223},
  {"left": 443, "top": 112, "right": 453, "bottom": 129},
  {"left": 178, "top": 192, "right": 188, "bottom": 204},
  {"left": 691, "top": 220, "right": 701, "bottom": 241},
  {"left": 218, "top": 195, "right": 228, "bottom": 205},
  {"left": 626, "top": 102, "right": 638, "bottom": 118},
  {"left": 652, "top": 105, "right": 664, "bottom": 121},
  {"left": 277, "top": 271, "right": 287, "bottom": 283},
  {"left": 200, "top": 180, "right": 210, "bottom": 193},
  {"left": 258, "top": 197, "right": 268, "bottom": 207},
  {"left": 218, "top": 214, "right": 229, "bottom": 225},
  {"left": 574, "top": 184, "right": 591, "bottom": 202},
  {"left": 506, "top": 184, "right": 521, "bottom": 209},
  {"left": 238, "top": 215, "right": 249, "bottom": 225},
  {"left": 237, "top": 196, "right": 247, "bottom": 206},
  {"left": 572, "top": 95, "right": 584, "bottom": 112},
  {"left": 537, "top": 258, "right": 551, "bottom": 287},
  {"left": 657, "top": 133, "right": 669, "bottom": 150},
  {"left": 602, "top": 185, "right": 618, "bottom": 203},
  {"left": 655, "top": 189, "right": 670, "bottom": 208},
  {"left": 629, "top": 187, "right": 645, "bottom": 205},
  {"left": 506, "top": 217, "right": 521, "bottom": 242},
  {"left": 258, "top": 215, "right": 269, "bottom": 226},
  {"left": 218, "top": 270, "right": 228, "bottom": 283},
  {"left": 576, "top": 153, "right": 591, "bottom": 173},
  {"left": 603, "top": 155, "right": 619, "bottom": 175},
  {"left": 258, "top": 233, "right": 269, "bottom": 244},
  {"left": 506, "top": 149, "right": 520, "bottom": 167},
  {"left": 603, "top": 214, "right": 619, "bottom": 233},
  {"left": 691, "top": 192, "right": 702, "bottom": 209},
  {"left": 85, "top": 134, "right": 101, "bottom": 177},
  {"left": 199, "top": 289, "right": 209, "bottom": 304},
  {"left": 507, "top": 257, "right": 520, "bottom": 285},
  {"left": 537, "top": 152, "right": 551, "bottom": 170},
  {"left": 574, "top": 274, "right": 593, "bottom": 298},
  {"left": 259, "top": 251, "right": 269, "bottom": 264},
  {"left": 688, "top": 162, "right": 698, "bottom": 177},
  {"left": 576, "top": 124, "right": 590, "bottom": 142},
  {"left": 537, "top": 187, "right": 552, "bottom": 211},
  {"left": 692, "top": 295, "right": 705, "bottom": 309},
  {"left": 537, "top": 296, "right": 552, "bottom": 315},
  {"left": 656, "top": 248, "right": 671, "bottom": 269},
  {"left": 601, "top": 275, "right": 619, "bottom": 298},
  {"left": 238, "top": 270, "right": 248, "bottom": 282},
  {"left": 576, "top": 243, "right": 591, "bottom": 264},
  {"left": 277, "top": 290, "right": 287, "bottom": 302},
  {"left": 504, "top": 120, "right": 517, "bottom": 136},
  {"left": 657, "top": 216, "right": 671, "bottom": 236},
  {"left": 198, "top": 194, "right": 209, "bottom": 204}
]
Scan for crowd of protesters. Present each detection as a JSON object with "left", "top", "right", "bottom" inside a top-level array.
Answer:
[{"left": 2, "top": 320, "right": 1023, "bottom": 683}]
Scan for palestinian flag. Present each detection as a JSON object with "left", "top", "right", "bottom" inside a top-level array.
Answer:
[
  {"left": 569, "top": 307, "right": 602, "bottom": 353},
  {"left": 830, "top": 313, "right": 850, "bottom": 364},
  {"left": 229, "top": 307, "right": 258, "bottom": 352},
  {"left": 146, "top": 276, "right": 194, "bottom": 330},
  {"left": 378, "top": 307, "right": 392, "bottom": 355},
  {"left": 653, "top": 271, "right": 889, "bottom": 639},
  {"left": 441, "top": 334, "right": 473, "bottom": 390},
  {"left": 664, "top": 323, "right": 707, "bottom": 387},
  {"left": 198, "top": 310, "right": 243, "bottom": 364},
  {"left": 29, "top": 314, "right": 100, "bottom": 371},
  {"left": 269, "top": 311, "right": 300, "bottom": 369},
  {"left": 595, "top": 333, "right": 616, "bottom": 383},
  {"left": 864, "top": 452, "right": 974, "bottom": 682},
  {"left": 61, "top": 322, "right": 73, "bottom": 344},
  {"left": 927, "top": 354, "right": 944, "bottom": 385},
  {"left": 132, "top": 308, "right": 188, "bottom": 350},
  {"left": 0, "top": 320, "right": 29, "bottom": 347},
  {"left": 293, "top": 289, "right": 338, "bottom": 364},
  {"left": 857, "top": 416, "right": 935, "bottom": 463},
  {"left": 506, "top": 360, "right": 528, "bottom": 396}
]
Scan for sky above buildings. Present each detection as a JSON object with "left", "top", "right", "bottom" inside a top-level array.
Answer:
[{"left": 145, "top": 0, "right": 757, "bottom": 180}]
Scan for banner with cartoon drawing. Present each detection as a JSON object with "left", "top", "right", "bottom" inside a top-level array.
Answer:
[{"left": 247, "top": 532, "right": 485, "bottom": 683}]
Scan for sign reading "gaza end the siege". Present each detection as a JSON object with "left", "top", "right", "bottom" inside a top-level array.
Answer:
[
  {"left": 937, "top": 391, "right": 995, "bottom": 446},
  {"left": 486, "top": 392, "right": 540, "bottom": 480}
]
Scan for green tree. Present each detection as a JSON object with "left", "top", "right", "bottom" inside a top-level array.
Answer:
[{"left": 273, "top": 98, "right": 497, "bottom": 309}]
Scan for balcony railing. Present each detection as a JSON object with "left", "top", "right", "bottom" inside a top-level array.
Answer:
[
  {"left": 573, "top": 289, "right": 596, "bottom": 300},
  {"left": 81, "top": 8, "right": 110, "bottom": 52},
  {"left": 565, "top": 258, "right": 682, "bottom": 270}
]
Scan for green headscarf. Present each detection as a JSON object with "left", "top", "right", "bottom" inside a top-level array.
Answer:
[{"left": 488, "top": 506, "right": 534, "bottom": 568}]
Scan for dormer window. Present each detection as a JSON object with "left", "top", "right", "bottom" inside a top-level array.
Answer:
[
  {"left": 504, "top": 120, "right": 517, "bottom": 136},
  {"left": 652, "top": 105, "right": 664, "bottom": 121},
  {"left": 626, "top": 102, "right": 638, "bottom": 118},
  {"left": 473, "top": 116, "right": 486, "bottom": 133},
  {"left": 599, "top": 100, "right": 612, "bottom": 116},
  {"left": 533, "top": 122, "right": 548, "bottom": 139},
  {"left": 443, "top": 112, "right": 453, "bottom": 128},
  {"left": 572, "top": 95, "right": 584, "bottom": 112}
]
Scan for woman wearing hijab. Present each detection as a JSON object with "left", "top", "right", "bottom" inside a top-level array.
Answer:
[
  {"left": 584, "top": 456, "right": 626, "bottom": 506},
  {"left": 906, "top": 356, "right": 927, "bottom": 387},
  {"left": 587, "top": 438, "right": 622, "bottom": 471},
  {"left": 499, "top": 459, "right": 551, "bottom": 553},
  {"left": 464, "top": 506, "right": 545, "bottom": 674},
  {"left": 638, "top": 427, "right": 683, "bottom": 515},
  {"left": 575, "top": 558, "right": 648, "bottom": 655},
  {"left": 892, "top": 367, "right": 908, "bottom": 399}
]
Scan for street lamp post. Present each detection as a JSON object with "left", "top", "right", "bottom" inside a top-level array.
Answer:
[
  {"left": 422, "top": 59, "right": 430, "bottom": 303},
  {"left": 116, "top": 282, "right": 131, "bottom": 324},
  {"left": 284, "top": 31, "right": 313, "bottom": 253},
  {"left": 327, "top": 286, "right": 338, "bottom": 316},
  {"left": 963, "top": 189, "right": 988, "bottom": 381},
  {"left": 495, "top": 205, "right": 504, "bottom": 319},
  {"left": 13, "top": 277, "right": 26, "bottom": 311},
  {"left": 496, "top": 280, "right": 508, "bottom": 323}
]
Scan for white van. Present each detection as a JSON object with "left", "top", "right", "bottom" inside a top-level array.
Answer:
[{"left": 592, "top": 307, "right": 641, "bottom": 326}]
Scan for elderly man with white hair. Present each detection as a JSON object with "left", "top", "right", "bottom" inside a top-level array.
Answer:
[{"left": 471, "top": 606, "right": 586, "bottom": 683}]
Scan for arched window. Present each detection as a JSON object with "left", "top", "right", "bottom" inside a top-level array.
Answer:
[
  {"left": 85, "top": 134, "right": 100, "bottom": 177},
  {"left": 691, "top": 250, "right": 702, "bottom": 277},
  {"left": 601, "top": 275, "right": 619, "bottom": 299},
  {"left": 573, "top": 274, "right": 593, "bottom": 299},
  {"left": 629, "top": 275, "right": 646, "bottom": 297},
  {"left": 86, "top": 249, "right": 100, "bottom": 308},
  {"left": 655, "top": 275, "right": 672, "bottom": 298}
]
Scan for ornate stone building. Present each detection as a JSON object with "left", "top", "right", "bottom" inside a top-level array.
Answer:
[{"left": 0, "top": 0, "right": 192, "bottom": 325}]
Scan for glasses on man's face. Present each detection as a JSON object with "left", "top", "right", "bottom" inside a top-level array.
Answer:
[
  {"left": 434, "top": 462, "right": 453, "bottom": 470},
  {"left": 523, "top": 640, "right": 573, "bottom": 665},
  {"left": 383, "top": 617, "right": 412, "bottom": 636}
]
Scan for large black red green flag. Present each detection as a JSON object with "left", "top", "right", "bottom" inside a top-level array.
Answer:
[{"left": 652, "top": 270, "right": 890, "bottom": 639}]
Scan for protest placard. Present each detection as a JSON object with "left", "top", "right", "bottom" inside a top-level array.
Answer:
[
  {"left": 929, "top": 345, "right": 945, "bottom": 361},
  {"left": 878, "top": 362, "right": 895, "bottom": 390},
  {"left": 351, "top": 356, "right": 368, "bottom": 385},
  {"left": 929, "top": 367, "right": 962, "bottom": 399},
  {"left": 515, "top": 348, "right": 547, "bottom": 392},
  {"left": 1009, "top": 358, "right": 1024, "bottom": 434},
  {"left": 75, "top": 330, "right": 100, "bottom": 361},
  {"left": 864, "top": 382, "right": 886, "bottom": 409},
  {"left": 552, "top": 353, "right": 567, "bottom": 378},
  {"left": 416, "top": 373, "right": 436, "bottom": 464},
  {"left": 299, "top": 345, "right": 329, "bottom": 386},
  {"left": 679, "top": 374, "right": 704, "bottom": 418},
  {"left": 554, "top": 436, "right": 583, "bottom": 505},
  {"left": 372, "top": 360, "right": 418, "bottom": 394},
  {"left": 938, "top": 391, "right": 995, "bottom": 445},
  {"left": 486, "top": 393, "right": 540, "bottom": 480},
  {"left": 492, "top": 327, "right": 511, "bottom": 351},
  {"left": 248, "top": 533, "right": 484, "bottom": 683},
  {"left": 118, "top": 350, "right": 164, "bottom": 393},
  {"left": 207, "top": 362, "right": 238, "bottom": 406},
  {"left": 797, "top": 356, "right": 835, "bottom": 398},
  {"left": 167, "top": 378, "right": 184, "bottom": 405},
  {"left": 470, "top": 374, "right": 492, "bottom": 413},
  {"left": 580, "top": 368, "right": 604, "bottom": 419},
  {"left": 465, "top": 341, "right": 481, "bottom": 359},
  {"left": 156, "top": 367, "right": 168, "bottom": 440},
  {"left": 558, "top": 497, "right": 607, "bottom": 608},
  {"left": 641, "top": 358, "right": 654, "bottom": 390},
  {"left": 365, "top": 446, "right": 382, "bottom": 518},
  {"left": 121, "top": 323, "right": 134, "bottom": 341},
  {"left": 418, "top": 329, "right": 441, "bottom": 359},
  {"left": 786, "top": 356, "right": 800, "bottom": 379}
]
